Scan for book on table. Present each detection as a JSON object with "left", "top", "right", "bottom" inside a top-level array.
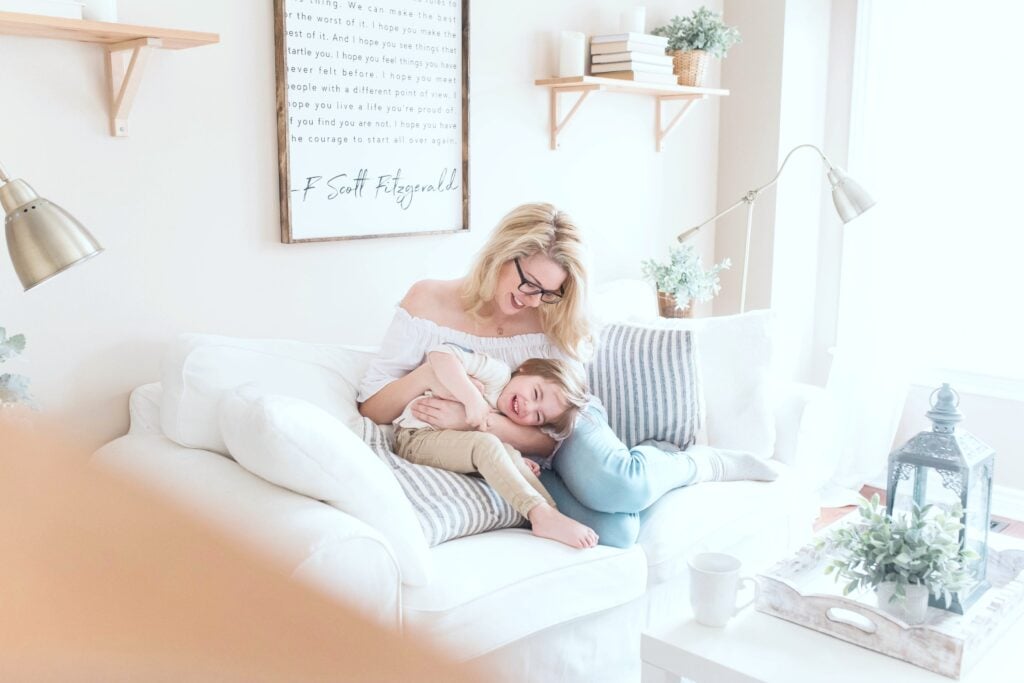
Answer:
[
  {"left": 591, "top": 51, "right": 673, "bottom": 66},
  {"left": 591, "top": 61, "right": 673, "bottom": 75},
  {"left": 597, "top": 71, "right": 679, "bottom": 85},
  {"left": 590, "top": 40, "right": 667, "bottom": 56}
]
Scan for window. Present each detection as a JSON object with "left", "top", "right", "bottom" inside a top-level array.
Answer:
[{"left": 841, "top": 0, "right": 1024, "bottom": 384}]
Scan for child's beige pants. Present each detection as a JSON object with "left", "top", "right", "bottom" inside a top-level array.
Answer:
[{"left": 394, "top": 427, "right": 556, "bottom": 518}]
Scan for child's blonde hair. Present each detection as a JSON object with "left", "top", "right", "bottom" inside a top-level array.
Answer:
[
  {"left": 461, "top": 203, "right": 592, "bottom": 360},
  {"left": 512, "top": 358, "right": 588, "bottom": 439}
]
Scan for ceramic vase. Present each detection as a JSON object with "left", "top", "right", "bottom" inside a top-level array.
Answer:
[{"left": 876, "top": 581, "right": 930, "bottom": 625}]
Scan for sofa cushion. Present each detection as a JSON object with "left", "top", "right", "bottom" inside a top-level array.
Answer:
[
  {"left": 402, "top": 529, "right": 647, "bottom": 660},
  {"left": 161, "top": 334, "right": 376, "bottom": 455},
  {"left": 654, "top": 310, "right": 777, "bottom": 458},
  {"left": 358, "top": 419, "right": 527, "bottom": 546},
  {"left": 587, "top": 323, "right": 705, "bottom": 449},
  {"left": 219, "top": 388, "right": 432, "bottom": 586},
  {"left": 637, "top": 462, "right": 818, "bottom": 586}
]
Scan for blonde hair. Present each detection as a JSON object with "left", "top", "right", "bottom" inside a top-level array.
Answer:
[
  {"left": 512, "top": 358, "right": 589, "bottom": 439},
  {"left": 461, "top": 203, "right": 592, "bottom": 359}
]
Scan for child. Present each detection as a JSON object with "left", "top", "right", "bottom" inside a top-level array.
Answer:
[{"left": 393, "top": 343, "right": 598, "bottom": 549}]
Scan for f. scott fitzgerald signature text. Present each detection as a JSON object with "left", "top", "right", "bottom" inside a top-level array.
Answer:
[{"left": 293, "top": 168, "right": 459, "bottom": 210}]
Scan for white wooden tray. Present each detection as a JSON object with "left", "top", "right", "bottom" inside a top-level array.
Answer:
[{"left": 755, "top": 534, "right": 1024, "bottom": 679}]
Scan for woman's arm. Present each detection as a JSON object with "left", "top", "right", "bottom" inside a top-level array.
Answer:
[
  {"left": 487, "top": 413, "right": 558, "bottom": 457},
  {"left": 357, "top": 363, "right": 435, "bottom": 424},
  {"left": 409, "top": 397, "right": 557, "bottom": 457}
]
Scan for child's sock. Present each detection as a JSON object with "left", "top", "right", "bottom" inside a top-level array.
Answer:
[{"left": 685, "top": 444, "right": 779, "bottom": 483}]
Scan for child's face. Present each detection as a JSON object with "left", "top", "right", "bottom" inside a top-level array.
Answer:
[{"left": 497, "top": 374, "right": 570, "bottom": 427}]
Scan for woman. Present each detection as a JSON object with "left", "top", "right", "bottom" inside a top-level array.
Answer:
[{"left": 357, "top": 203, "right": 758, "bottom": 548}]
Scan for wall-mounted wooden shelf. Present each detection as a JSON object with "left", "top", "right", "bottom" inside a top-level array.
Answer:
[
  {"left": 0, "top": 11, "right": 219, "bottom": 136},
  {"left": 535, "top": 76, "right": 729, "bottom": 152}
]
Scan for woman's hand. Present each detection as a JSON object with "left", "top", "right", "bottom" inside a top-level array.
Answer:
[{"left": 411, "top": 396, "right": 472, "bottom": 431}]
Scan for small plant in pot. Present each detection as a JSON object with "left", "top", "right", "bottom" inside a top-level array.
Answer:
[
  {"left": 641, "top": 244, "right": 730, "bottom": 318},
  {"left": 817, "top": 494, "right": 977, "bottom": 625},
  {"left": 652, "top": 6, "right": 741, "bottom": 86}
]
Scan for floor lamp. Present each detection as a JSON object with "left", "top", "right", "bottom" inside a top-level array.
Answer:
[
  {"left": 1, "top": 159, "right": 103, "bottom": 291},
  {"left": 677, "top": 143, "right": 875, "bottom": 313}
]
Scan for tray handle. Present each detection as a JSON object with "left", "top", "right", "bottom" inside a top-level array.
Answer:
[{"left": 826, "top": 606, "right": 878, "bottom": 634}]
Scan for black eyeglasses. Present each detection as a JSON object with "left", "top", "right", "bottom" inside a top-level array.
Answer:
[{"left": 514, "top": 258, "right": 564, "bottom": 304}]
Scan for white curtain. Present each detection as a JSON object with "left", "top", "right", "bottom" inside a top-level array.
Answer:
[{"left": 825, "top": 0, "right": 1024, "bottom": 500}]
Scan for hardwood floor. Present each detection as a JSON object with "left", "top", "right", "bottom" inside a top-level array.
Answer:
[{"left": 815, "top": 485, "right": 1024, "bottom": 540}]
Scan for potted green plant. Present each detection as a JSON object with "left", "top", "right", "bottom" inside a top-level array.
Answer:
[
  {"left": 817, "top": 494, "right": 978, "bottom": 625},
  {"left": 0, "top": 327, "right": 32, "bottom": 409},
  {"left": 652, "top": 6, "right": 741, "bottom": 86},
  {"left": 641, "top": 244, "right": 730, "bottom": 318}
]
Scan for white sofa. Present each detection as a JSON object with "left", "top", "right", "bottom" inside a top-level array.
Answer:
[{"left": 93, "top": 282, "right": 836, "bottom": 682}]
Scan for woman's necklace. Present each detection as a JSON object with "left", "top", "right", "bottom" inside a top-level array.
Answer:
[{"left": 476, "top": 304, "right": 506, "bottom": 336}]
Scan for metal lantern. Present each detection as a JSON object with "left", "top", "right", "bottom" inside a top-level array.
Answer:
[{"left": 885, "top": 383, "right": 995, "bottom": 613}]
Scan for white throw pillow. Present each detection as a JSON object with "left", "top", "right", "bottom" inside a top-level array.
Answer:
[
  {"left": 161, "top": 334, "right": 376, "bottom": 455},
  {"left": 654, "top": 310, "right": 777, "bottom": 458},
  {"left": 219, "top": 387, "right": 432, "bottom": 586}
]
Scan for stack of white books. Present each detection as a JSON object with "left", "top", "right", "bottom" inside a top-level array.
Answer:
[{"left": 589, "top": 32, "right": 675, "bottom": 84}]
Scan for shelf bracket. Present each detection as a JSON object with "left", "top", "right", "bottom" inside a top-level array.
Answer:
[
  {"left": 656, "top": 94, "right": 705, "bottom": 152},
  {"left": 549, "top": 85, "right": 600, "bottom": 150},
  {"left": 106, "top": 37, "right": 162, "bottom": 137}
]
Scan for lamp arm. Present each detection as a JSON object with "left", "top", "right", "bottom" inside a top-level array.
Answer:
[
  {"left": 676, "top": 143, "right": 837, "bottom": 242},
  {"left": 0, "top": 160, "right": 9, "bottom": 183},
  {"left": 749, "top": 143, "right": 835, "bottom": 196},
  {"left": 676, "top": 195, "right": 750, "bottom": 242}
]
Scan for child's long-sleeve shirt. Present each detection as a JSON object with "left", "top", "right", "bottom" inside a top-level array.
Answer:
[{"left": 393, "top": 343, "right": 511, "bottom": 431}]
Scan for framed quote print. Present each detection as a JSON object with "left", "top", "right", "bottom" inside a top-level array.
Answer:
[{"left": 274, "top": 0, "right": 469, "bottom": 242}]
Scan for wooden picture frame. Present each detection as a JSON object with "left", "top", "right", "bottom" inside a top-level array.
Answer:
[{"left": 274, "top": 0, "right": 470, "bottom": 243}]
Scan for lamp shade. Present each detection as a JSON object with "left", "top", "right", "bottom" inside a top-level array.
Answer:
[
  {"left": 1, "top": 178, "right": 103, "bottom": 291},
  {"left": 827, "top": 166, "right": 876, "bottom": 223}
]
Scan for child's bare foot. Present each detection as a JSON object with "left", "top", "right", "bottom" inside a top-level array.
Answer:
[{"left": 527, "top": 504, "right": 598, "bottom": 549}]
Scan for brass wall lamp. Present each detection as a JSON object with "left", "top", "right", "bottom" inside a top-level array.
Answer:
[{"left": 0, "top": 159, "right": 103, "bottom": 291}]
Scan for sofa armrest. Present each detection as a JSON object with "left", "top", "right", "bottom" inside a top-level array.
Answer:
[
  {"left": 772, "top": 381, "right": 839, "bottom": 491},
  {"left": 92, "top": 434, "right": 402, "bottom": 630}
]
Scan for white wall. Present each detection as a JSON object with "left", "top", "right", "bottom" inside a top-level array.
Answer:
[
  {"left": 0, "top": 0, "right": 723, "bottom": 449},
  {"left": 716, "top": 0, "right": 832, "bottom": 383},
  {"left": 715, "top": 0, "right": 785, "bottom": 316}
]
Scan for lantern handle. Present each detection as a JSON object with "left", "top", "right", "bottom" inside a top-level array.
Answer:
[{"left": 929, "top": 385, "right": 960, "bottom": 408}]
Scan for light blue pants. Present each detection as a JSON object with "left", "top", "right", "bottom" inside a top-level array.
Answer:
[{"left": 539, "top": 403, "right": 697, "bottom": 548}]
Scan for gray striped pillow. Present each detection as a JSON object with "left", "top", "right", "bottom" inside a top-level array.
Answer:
[
  {"left": 587, "top": 324, "right": 705, "bottom": 449},
  {"left": 358, "top": 417, "right": 526, "bottom": 546}
]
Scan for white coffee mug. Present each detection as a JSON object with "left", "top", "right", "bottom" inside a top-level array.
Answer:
[{"left": 688, "top": 552, "right": 757, "bottom": 627}]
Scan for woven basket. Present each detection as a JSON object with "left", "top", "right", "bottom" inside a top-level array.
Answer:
[
  {"left": 671, "top": 49, "right": 709, "bottom": 87},
  {"left": 657, "top": 291, "right": 694, "bottom": 319}
]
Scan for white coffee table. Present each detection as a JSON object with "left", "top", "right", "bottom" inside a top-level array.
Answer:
[{"left": 642, "top": 579, "right": 1024, "bottom": 683}]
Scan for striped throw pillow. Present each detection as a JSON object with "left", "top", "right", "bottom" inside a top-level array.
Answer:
[
  {"left": 358, "top": 418, "right": 526, "bottom": 546},
  {"left": 587, "top": 324, "right": 705, "bottom": 449}
]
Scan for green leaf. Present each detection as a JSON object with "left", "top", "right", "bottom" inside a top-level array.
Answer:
[
  {"left": 0, "top": 329, "right": 27, "bottom": 363},
  {"left": 651, "top": 5, "right": 741, "bottom": 55},
  {"left": 641, "top": 244, "right": 730, "bottom": 303},
  {"left": 0, "top": 373, "right": 32, "bottom": 405}
]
